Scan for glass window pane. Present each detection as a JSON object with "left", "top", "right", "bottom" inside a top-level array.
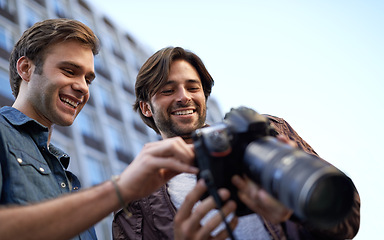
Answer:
[
  {"left": 99, "top": 85, "right": 117, "bottom": 109},
  {"left": 26, "top": 6, "right": 43, "bottom": 28},
  {"left": 76, "top": 111, "right": 97, "bottom": 137},
  {"left": 86, "top": 156, "right": 106, "bottom": 186},
  {"left": 0, "top": 0, "right": 9, "bottom": 10},
  {"left": 0, "top": 68, "right": 13, "bottom": 99},
  {"left": 0, "top": 25, "right": 14, "bottom": 52},
  {"left": 108, "top": 124, "right": 125, "bottom": 151}
]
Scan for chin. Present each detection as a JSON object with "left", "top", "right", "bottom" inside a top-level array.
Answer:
[
  {"left": 56, "top": 118, "right": 75, "bottom": 127},
  {"left": 57, "top": 122, "right": 73, "bottom": 127}
]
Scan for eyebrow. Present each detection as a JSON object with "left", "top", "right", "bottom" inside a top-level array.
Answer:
[{"left": 164, "top": 79, "right": 201, "bottom": 86}]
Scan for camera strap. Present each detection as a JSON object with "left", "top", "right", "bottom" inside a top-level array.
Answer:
[{"left": 200, "top": 169, "right": 236, "bottom": 240}]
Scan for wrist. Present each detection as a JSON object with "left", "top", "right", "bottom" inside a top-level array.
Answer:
[{"left": 111, "top": 175, "right": 132, "bottom": 218}]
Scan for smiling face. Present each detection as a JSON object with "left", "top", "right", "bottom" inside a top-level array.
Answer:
[
  {"left": 14, "top": 40, "right": 95, "bottom": 128},
  {"left": 140, "top": 60, "right": 207, "bottom": 141}
]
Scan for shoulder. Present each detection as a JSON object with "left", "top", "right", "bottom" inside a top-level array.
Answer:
[
  {"left": 263, "top": 114, "right": 318, "bottom": 156},
  {"left": 262, "top": 114, "right": 292, "bottom": 135}
]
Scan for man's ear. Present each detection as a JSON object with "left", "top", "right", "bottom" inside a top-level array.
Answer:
[
  {"left": 16, "top": 56, "right": 33, "bottom": 82},
  {"left": 140, "top": 101, "right": 153, "bottom": 117}
]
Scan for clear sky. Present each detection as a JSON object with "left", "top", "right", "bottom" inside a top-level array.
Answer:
[{"left": 90, "top": 1, "right": 383, "bottom": 239}]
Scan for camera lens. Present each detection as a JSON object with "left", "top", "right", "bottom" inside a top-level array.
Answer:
[
  {"left": 244, "top": 137, "right": 354, "bottom": 226},
  {"left": 304, "top": 173, "right": 354, "bottom": 226}
]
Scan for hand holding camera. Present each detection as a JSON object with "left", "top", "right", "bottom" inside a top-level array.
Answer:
[{"left": 193, "top": 106, "right": 355, "bottom": 228}]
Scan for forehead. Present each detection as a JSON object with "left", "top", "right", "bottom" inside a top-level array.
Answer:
[
  {"left": 168, "top": 60, "right": 200, "bottom": 81},
  {"left": 44, "top": 40, "right": 93, "bottom": 59},
  {"left": 150, "top": 60, "right": 202, "bottom": 97},
  {"left": 43, "top": 40, "right": 94, "bottom": 67}
]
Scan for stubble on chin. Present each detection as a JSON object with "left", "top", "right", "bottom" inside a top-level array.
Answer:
[
  {"left": 158, "top": 115, "right": 206, "bottom": 140},
  {"left": 174, "top": 115, "right": 205, "bottom": 137},
  {"left": 153, "top": 102, "right": 207, "bottom": 138}
]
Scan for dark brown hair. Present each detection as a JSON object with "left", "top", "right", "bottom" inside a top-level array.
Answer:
[
  {"left": 9, "top": 18, "right": 100, "bottom": 98},
  {"left": 134, "top": 46, "right": 214, "bottom": 134}
]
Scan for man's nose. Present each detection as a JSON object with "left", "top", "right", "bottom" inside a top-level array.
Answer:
[
  {"left": 176, "top": 88, "right": 191, "bottom": 104},
  {"left": 73, "top": 78, "right": 89, "bottom": 95}
]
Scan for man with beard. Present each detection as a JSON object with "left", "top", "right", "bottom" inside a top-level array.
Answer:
[{"left": 112, "top": 47, "right": 360, "bottom": 240}]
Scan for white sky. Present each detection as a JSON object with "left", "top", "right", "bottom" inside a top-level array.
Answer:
[{"left": 90, "top": 1, "right": 383, "bottom": 239}]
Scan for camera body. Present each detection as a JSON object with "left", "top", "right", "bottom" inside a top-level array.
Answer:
[{"left": 193, "top": 106, "right": 354, "bottom": 227}]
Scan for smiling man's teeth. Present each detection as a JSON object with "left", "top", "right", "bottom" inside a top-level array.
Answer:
[
  {"left": 60, "top": 97, "right": 78, "bottom": 109},
  {"left": 173, "top": 110, "right": 194, "bottom": 115}
]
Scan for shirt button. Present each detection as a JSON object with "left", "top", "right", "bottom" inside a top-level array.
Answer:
[
  {"left": 17, "top": 158, "right": 23, "bottom": 163},
  {"left": 61, "top": 182, "right": 66, "bottom": 188},
  {"left": 39, "top": 167, "right": 45, "bottom": 172}
]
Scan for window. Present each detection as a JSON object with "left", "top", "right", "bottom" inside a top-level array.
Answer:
[
  {"left": 124, "top": 43, "right": 140, "bottom": 71},
  {"left": 94, "top": 55, "right": 110, "bottom": 80},
  {"left": 0, "top": 0, "right": 9, "bottom": 10},
  {"left": 0, "top": 68, "right": 13, "bottom": 99},
  {"left": 76, "top": 109, "right": 105, "bottom": 151},
  {"left": 99, "top": 84, "right": 122, "bottom": 120},
  {"left": 74, "top": 14, "right": 95, "bottom": 33},
  {"left": 86, "top": 156, "right": 106, "bottom": 186},
  {"left": 52, "top": 0, "right": 67, "bottom": 18},
  {"left": 0, "top": 0, "right": 15, "bottom": 22},
  {"left": 131, "top": 136, "right": 147, "bottom": 156},
  {"left": 101, "top": 25, "right": 122, "bottom": 59},
  {"left": 107, "top": 124, "right": 126, "bottom": 152},
  {"left": 25, "top": 6, "right": 43, "bottom": 28},
  {"left": 108, "top": 123, "right": 133, "bottom": 164},
  {"left": 99, "top": 84, "right": 117, "bottom": 110},
  {"left": 114, "top": 65, "right": 125, "bottom": 85},
  {"left": 94, "top": 55, "right": 103, "bottom": 72},
  {"left": 0, "top": 25, "right": 14, "bottom": 52},
  {"left": 104, "top": 33, "right": 120, "bottom": 55},
  {"left": 76, "top": 110, "right": 99, "bottom": 138}
]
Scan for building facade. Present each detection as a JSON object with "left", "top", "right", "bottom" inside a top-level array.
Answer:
[{"left": 0, "top": 0, "right": 223, "bottom": 238}]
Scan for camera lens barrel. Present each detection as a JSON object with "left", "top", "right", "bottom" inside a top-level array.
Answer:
[{"left": 244, "top": 137, "right": 354, "bottom": 227}]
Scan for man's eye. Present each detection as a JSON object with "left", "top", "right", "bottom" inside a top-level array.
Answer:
[
  {"left": 161, "top": 89, "right": 173, "bottom": 94},
  {"left": 64, "top": 69, "right": 74, "bottom": 75},
  {"left": 189, "top": 87, "right": 200, "bottom": 91}
]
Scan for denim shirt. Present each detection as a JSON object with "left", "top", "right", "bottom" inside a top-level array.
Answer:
[{"left": 0, "top": 106, "right": 97, "bottom": 240}]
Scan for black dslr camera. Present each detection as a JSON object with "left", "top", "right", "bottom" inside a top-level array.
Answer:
[{"left": 193, "top": 106, "right": 354, "bottom": 227}]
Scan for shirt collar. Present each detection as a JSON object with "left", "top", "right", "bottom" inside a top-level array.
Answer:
[
  {"left": 0, "top": 106, "right": 71, "bottom": 169},
  {"left": 0, "top": 106, "right": 46, "bottom": 128},
  {"left": 49, "top": 144, "right": 71, "bottom": 169}
]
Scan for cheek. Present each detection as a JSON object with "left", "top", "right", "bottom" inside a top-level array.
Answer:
[
  {"left": 194, "top": 93, "right": 206, "bottom": 106},
  {"left": 151, "top": 96, "right": 171, "bottom": 110}
]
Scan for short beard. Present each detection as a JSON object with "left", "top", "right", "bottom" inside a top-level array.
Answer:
[
  {"left": 159, "top": 119, "right": 204, "bottom": 139},
  {"left": 151, "top": 103, "right": 206, "bottom": 139}
]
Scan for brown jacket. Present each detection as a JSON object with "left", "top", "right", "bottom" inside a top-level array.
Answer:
[{"left": 112, "top": 115, "right": 360, "bottom": 240}]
